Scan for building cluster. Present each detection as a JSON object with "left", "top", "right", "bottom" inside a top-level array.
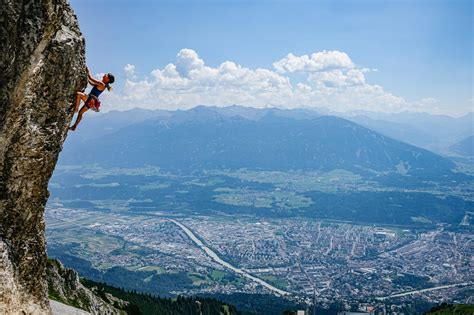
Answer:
[{"left": 46, "top": 206, "right": 474, "bottom": 309}]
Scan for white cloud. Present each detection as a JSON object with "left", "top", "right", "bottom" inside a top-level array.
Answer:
[
  {"left": 308, "top": 68, "right": 369, "bottom": 87},
  {"left": 175, "top": 48, "right": 205, "bottom": 78},
  {"left": 124, "top": 64, "right": 137, "bottom": 80},
  {"left": 102, "top": 48, "right": 437, "bottom": 113},
  {"left": 273, "top": 50, "right": 354, "bottom": 73}
]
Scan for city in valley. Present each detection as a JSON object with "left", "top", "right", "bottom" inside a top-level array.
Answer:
[{"left": 46, "top": 204, "right": 473, "bottom": 312}]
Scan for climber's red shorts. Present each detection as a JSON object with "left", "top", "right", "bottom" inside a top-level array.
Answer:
[{"left": 85, "top": 95, "right": 101, "bottom": 112}]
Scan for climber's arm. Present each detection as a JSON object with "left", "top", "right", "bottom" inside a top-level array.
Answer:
[{"left": 86, "top": 67, "right": 103, "bottom": 86}]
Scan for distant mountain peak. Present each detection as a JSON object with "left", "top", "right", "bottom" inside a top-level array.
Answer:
[{"left": 60, "top": 110, "right": 455, "bottom": 179}]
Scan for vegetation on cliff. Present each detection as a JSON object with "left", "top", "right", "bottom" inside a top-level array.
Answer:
[
  {"left": 80, "top": 278, "right": 242, "bottom": 315},
  {"left": 425, "top": 303, "right": 474, "bottom": 315}
]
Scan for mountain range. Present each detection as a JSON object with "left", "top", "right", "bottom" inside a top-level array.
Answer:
[
  {"left": 450, "top": 135, "right": 474, "bottom": 157},
  {"left": 61, "top": 106, "right": 456, "bottom": 179},
  {"left": 344, "top": 111, "right": 473, "bottom": 155}
]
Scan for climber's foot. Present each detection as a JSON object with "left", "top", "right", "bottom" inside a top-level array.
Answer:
[{"left": 68, "top": 126, "right": 76, "bottom": 131}]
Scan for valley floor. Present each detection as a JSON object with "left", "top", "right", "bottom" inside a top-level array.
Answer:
[{"left": 45, "top": 205, "right": 473, "bottom": 311}]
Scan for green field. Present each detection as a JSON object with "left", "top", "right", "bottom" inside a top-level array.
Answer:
[
  {"left": 49, "top": 165, "right": 474, "bottom": 226},
  {"left": 260, "top": 275, "right": 288, "bottom": 290}
]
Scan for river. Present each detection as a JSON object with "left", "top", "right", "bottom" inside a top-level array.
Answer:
[{"left": 168, "top": 218, "right": 290, "bottom": 296}]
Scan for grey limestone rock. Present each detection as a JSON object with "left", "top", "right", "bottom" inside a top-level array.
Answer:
[
  {"left": 0, "top": 0, "right": 87, "bottom": 313},
  {"left": 47, "top": 260, "right": 123, "bottom": 315}
]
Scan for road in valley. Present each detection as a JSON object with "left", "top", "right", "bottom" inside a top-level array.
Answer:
[
  {"left": 168, "top": 218, "right": 290, "bottom": 296},
  {"left": 376, "top": 282, "right": 473, "bottom": 300}
]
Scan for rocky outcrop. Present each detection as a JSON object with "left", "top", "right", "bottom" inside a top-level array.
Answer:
[
  {"left": 0, "top": 0, "right": 86, "bottom": 313},
  {"left": 47, "top": 260, "right": 123, "bottom": 314}
]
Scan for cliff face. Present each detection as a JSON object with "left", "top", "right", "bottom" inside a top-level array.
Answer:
[
  {"left": 0, "top": 0, "right": 86, "bottom": 313},
  {"left": 47, "top": 260, "right": 123, "bottom": 315}
]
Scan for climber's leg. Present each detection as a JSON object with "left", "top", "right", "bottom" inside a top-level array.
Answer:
[
  {"left": 69, "top": 105, "right": 89, "bottom": 131},
  {"left": 74, "top": 92, "right": 88, "bottom": 112}
]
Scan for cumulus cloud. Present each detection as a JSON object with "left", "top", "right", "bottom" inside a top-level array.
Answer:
[
  {"left": 124, "top": 64, "right": 137, "bottom": 80},
  {"left": 308, "top": 68, "right": 370, "bottom": 87},
  {"left": 273, "top": 50, "right": 354, "bottom": 73},
  {"left": 102, "top": 48, "right": 436, "bottom": 113}
]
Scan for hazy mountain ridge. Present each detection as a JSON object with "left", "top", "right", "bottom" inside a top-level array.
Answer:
[
  {"left": 71, "top": 106, "right": 473, "bottom": 154},
  {"left": 60, "top": 106, "right": 456, "bottom": 180},
  {"left": 65, "top": 104, "right": 321, "bottom": 144},
  {"left": 344, "top": 111, "right": 473, "bottom": 155},
  {"left": 450, "top": 135, "right": 474, "bottom": 157}
]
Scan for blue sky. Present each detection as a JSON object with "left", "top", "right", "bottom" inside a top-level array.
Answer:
[{"left": 71, "top": 0, "right": 472, "bottom": 115}]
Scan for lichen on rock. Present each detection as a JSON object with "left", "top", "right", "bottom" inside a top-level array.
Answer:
[{"left": 0, "top": 0, "right": 87, "bottom": 313}]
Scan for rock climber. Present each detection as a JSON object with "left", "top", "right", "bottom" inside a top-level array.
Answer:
[{"left": 69, "top": 67, "right": 115, "bottom": 131}]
